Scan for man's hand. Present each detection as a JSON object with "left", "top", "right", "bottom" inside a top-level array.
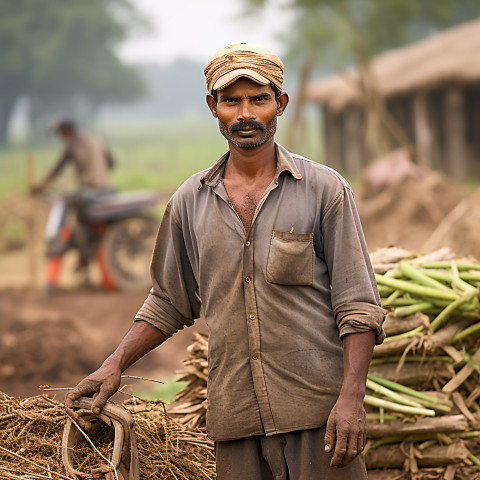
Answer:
[
  {"left": 64, "top": 320, "right": 168, "bottom": 430},
  {"left": 324, "top": 330, "right": 376, "bottom": 467},
  {"left": 324, "top": 393, "right": 367, "bottom": 467},
  {"left": 65, "top": 363, "right": 121, "bottom": 430}
]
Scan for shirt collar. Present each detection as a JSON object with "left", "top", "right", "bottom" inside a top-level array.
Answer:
[{"left": 199, "top": 143, "right": 302, "bottom": 189}]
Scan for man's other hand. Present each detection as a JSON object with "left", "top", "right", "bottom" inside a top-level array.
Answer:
[
  {"left": 323, "top": 394, "right": 367, "bottom": 468},
  {"left": 64, "top": 363, "right": 121, "bottom": 430}
]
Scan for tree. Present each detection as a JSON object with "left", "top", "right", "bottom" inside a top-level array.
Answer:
[
  {"left": 243, "top": 0, "right": 480, "bottom": 67},
  {"left": 242, "top": 1, "right": 480, "bottom": 155},
  {"left": 0, "top": 0, "right": 147, "bottom": 145}
]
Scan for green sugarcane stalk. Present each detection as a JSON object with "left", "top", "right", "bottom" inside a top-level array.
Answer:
[
  {"left": 383, "top": 325, "right": 425, "bottom": 343},
  {"left": 366, "top": 379, "right": 424, "bottom": 408},
  {"left": 451, "top": 322, "right": 480, "bottom": 343},
  {"left": 430, "top": 288, "right": 479, "bottom": 332},
  {"left": 366, "top": 413, "right": 398, "bottom": 422},
  {"left": 400, "top": 395, "right": 451, "bottom": 413},
  {"left": 377, "top": 285, "right": 395, "bottom": 297},
  {"left": 369, "top": 355, "right": 452, "bottom": 365},
  {"left": 367, "top": 374, "right": 449, "bottom": 406},
  {"left": 399, "top": 262, "right": 453, "bottom": 293},
  {"left": 423, "top": 269, "right": 480, "bottom": 284},
  {"left": 383, "top": 298, "right": 425, "bottom": 306},
  {"left": 385, "top": 289, "right": 402, "bottom": 305},
  {"left": 460, "top": 350, "right": 480, "bottom": 375},
  {"left": 375, "top": 274, "right": 459, "bottom": 301},
  {"left": 468, "top": 453, "right": 480, "bottom": 467},
  {"left": 421, "top": 296, "right": 476, "bottom": 311},
  {"left": 364, "top": 395, "right": 435, "bottom": 416},
  {"left": 460, "top": 272, "right": 480, "bottom": 282},
  {"left": 419, "top": 261, "right": 480, "bottom": 271},
  {"left": 383, "top": 298, "right": 415, "bottom": 306},
  {"left": 450, "top": 260, "right": 477, "bottom": 294},
  {"left": 394, "top": 302, "right": 434, "bottom": 317}
]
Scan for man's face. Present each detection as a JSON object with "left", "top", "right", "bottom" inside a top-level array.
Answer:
[{"left": 206, "top": 78, "right": 288, "bottom": 149}]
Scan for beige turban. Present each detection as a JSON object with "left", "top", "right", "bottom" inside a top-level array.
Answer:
[{"left": 204, "top": 43, "right": 284, "bottom": 94}]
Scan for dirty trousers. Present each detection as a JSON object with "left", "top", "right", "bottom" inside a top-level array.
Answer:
[{"left": 215, "top": 425, "right": 368, "bottom": 480}]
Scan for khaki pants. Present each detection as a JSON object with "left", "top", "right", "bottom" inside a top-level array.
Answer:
[{"left": 215, "top": 425, "right": 368, "bottom": 480}]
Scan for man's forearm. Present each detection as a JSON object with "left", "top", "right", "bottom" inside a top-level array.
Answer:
[
  {"left": 340, "top": 331, "right": 376, "bottom": 400},
  {"left": 103, "top": 320, "right": 168, "bottom": 372}
]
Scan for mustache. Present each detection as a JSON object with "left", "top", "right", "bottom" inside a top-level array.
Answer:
[{"left": 229, "top": 121, "right": 265, "bottom": 133}]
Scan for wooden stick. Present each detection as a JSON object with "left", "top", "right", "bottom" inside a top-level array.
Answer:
[
  {"left": 367, "top": 414, "right": 469, "bottom": 438},
  {"left": 442, "top": 347, "right": 480, "bottom": 393},
  {"left": 25, "top": 152, "right": 39, "bottom": 292}
]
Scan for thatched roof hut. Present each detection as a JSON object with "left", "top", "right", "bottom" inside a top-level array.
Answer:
[{"left": 305, "top": 18, "right": 480, "bottom": 178}]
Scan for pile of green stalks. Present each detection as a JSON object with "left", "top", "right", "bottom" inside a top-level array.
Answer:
[{"left": 365, "top": 248, "right": 480, "bottom": 478}]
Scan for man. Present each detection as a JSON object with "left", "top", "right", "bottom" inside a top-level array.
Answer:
[
  {"left": 32, "top": 118, "right": 116, "bottom": 267},
  {"left": 66, "top": 43, "right": 385, "bottom": 479},
  {"left": 33, "top": 118, "right": 115, "bottom": 193}
]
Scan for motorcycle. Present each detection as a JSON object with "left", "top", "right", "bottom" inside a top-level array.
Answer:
[{"left": 42, "top": 189, "right": 160, "bottom": 293}]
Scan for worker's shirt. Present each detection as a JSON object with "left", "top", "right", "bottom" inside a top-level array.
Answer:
[
  {"left": 135, "top": 144, "right": 385, "bottom": 441},
  {"left": 49, "top": 134, "right": 114, "bottom": 189}
]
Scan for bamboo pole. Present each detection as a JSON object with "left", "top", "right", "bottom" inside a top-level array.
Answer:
[{"left": 26, "top": 153, "right": 39, "bottom": 292}]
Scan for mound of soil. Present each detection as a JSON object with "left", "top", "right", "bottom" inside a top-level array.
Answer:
[
  {"left": 0, "top": 311, "right": 98, "bottom": 382},
  {"left": 358, "top": 173, "right": 472, "bottom": 255},
  {"left": 0, "top": 289, "right": 208, "bottom": 397}
]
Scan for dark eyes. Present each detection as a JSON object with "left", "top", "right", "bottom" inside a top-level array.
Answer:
[{"left": 221, "top": 96, "right": 269, "bottom": 103}]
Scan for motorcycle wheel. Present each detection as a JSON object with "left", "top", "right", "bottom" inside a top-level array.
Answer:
[{"left": 100, "top": 215, "right": 158, "bottom": 291}]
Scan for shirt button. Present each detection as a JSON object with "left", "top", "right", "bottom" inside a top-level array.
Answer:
[
  {"left": 245, "top": 276, "right": 251, "bottom": 283},
  {"left": 252, "top": 354, "right": 258, "bottom": 360},
  {"left": 245, "top": 241, "right": 251, "bottom": 247},
  {"left": 249, "top": 314, "right": 256, "bottom": 320}
]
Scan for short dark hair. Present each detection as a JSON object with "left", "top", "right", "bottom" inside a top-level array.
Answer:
[
  {"left": 53, "top": 118, "right": 77, "bottom": 133},
  {"left": 211, "top": 81, "right": 281, "bottom": 103}
]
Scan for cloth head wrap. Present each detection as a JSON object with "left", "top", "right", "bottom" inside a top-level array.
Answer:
[{"left": 204, "top": 43, "right": 284, "bottom": 94}]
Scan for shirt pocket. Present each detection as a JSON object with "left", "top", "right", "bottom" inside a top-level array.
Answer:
[{"left": 266, "top": 230, "right": 314, "bottom": 286}]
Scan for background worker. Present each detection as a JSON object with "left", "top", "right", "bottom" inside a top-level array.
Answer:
[
  {"left": 31, "top": 118, "right": 116, "bottom": 268},
  {"left": 66, "top": 44, "right": 385, "bottom": 479},
  {"left": 33, "top": 118, "right": 115, "bottom": 193}
]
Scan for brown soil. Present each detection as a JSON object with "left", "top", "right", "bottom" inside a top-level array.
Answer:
[
  {"left": 0, "top": 288, "right": 208, "bottom": 398},
  {"left": 358, "top": 172, "right": 480, "bottom": 259}
]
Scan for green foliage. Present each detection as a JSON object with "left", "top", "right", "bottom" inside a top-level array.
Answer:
[
  {"left": 243, "top": 0, "right": 480, "bottom": 67},
  {"left": 0, "top": 0, "right": 147, "bottom": 144},
  {"left": 133, "top": 376, "right": 189, "bottom": 403}
]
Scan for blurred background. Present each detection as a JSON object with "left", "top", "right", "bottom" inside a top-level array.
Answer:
[{"left": 2, "top": 0, "right": 480, "bottom": 401}]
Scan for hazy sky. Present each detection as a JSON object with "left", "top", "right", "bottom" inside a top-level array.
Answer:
[{"left": 119, "top": 0, "right": 293, "bottom": 64}]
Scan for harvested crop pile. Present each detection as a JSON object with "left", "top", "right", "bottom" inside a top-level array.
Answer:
[
  {"left": 168, "top": 333, "right": 208, "bottom": 429},
  {"left": 170, "top": 248, "right": 480, "bottom": 478},
  {"left": 0, "top": 392, "right": 215, "bottom": 480}
]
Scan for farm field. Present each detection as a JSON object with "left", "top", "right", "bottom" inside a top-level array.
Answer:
[{"left": 2, "top": 120, "right": 480, "bottom": 479}]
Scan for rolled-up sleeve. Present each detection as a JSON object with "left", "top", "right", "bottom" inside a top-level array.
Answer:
[
  {"left": 322, "top": 185, "right": 385, "bottom": 344},
  {"left": 134, "top": 200, "right": 201, "bottom": 337}
]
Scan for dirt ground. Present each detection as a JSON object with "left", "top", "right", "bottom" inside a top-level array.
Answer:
[
  {"left": 0, "top": 287, "right": 208, "bottom": 398},
  {"left": 2, "top": 171, "right": 480, "bottom": 401}
]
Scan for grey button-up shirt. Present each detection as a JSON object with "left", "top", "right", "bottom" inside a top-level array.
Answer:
[{"left": 135, "top": 144, "right": 385, "bottom": 441}]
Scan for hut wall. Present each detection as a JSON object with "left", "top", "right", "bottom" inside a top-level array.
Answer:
[
  {"left": 444, "top": 87, "right": 468, "bottom": 179},
  {"left": 427, "top": 91, "right": 446, "bottom": 172},
  {"left": 320, "top": 85, "right": 480, "bottom": 179},
  {"left": 465, "top": 86, "right": 480, "bottom": 176}
]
